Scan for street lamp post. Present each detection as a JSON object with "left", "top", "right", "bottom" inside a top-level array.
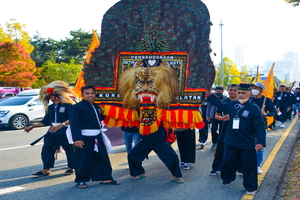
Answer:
[{"left": 219, "top": 19, "right": 224, "bottom": 86}]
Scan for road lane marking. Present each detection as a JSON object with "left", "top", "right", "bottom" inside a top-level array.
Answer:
[
  {"left": 241, "top": 117, "right": 298, "bottom": 200},
  {"left": 0, "top": 143, "right": 43, "bottom": 151},
  {"left": 0, "top": 186, "right": 25, "bottom": 195}
]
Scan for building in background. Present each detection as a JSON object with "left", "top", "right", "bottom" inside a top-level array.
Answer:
[
  {"left": 262, "top": 51, "right": 299, "bottom": 83},
  {"left": 235, "top": 45, "right": 244, "bottom": 71}
]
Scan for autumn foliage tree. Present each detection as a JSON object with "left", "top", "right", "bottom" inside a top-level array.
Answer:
[{"left": 0, "top": 42, "right": 37, "bottom": 87}]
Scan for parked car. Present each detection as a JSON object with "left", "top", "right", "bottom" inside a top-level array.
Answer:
[
  {"left": 17, "top": 89, "right": 40, "bottom": 96},
  {"left": 0, "top": 87, "right": 21, "bottom": 98},
  {"left": 0, "top": 95, "right": 45, "bottom": 130}
]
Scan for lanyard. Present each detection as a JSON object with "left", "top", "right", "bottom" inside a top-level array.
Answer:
[
  {"left": 234, "top": 103, "right": 244, "bottom": 118},
  {"left": 54, "top": 104, "right": 58, "bottom": 123},
  {"left": 91, "top": 104, "right": 103, "bottom": 130}
]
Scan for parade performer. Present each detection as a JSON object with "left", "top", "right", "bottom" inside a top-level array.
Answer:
[
  {"left": 69, "top": 85, "right": 120, "bottom": 189},
  {"left": 25, "top": 81, "right": 77, "bottom": 176}
]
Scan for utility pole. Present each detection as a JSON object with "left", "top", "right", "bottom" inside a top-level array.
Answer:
[{"left": 219, "top": 19, "right": 224, "bottom": 86}]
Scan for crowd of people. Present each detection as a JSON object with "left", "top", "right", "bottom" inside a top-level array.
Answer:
[{"left": 24, "top": 80, "right": 300, "bottom": 194}]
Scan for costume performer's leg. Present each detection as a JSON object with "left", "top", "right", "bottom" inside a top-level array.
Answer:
[
  {"left": 176, "top": 129, "right": 195, "bottom": 163},
  {"left": 61, "top": 133, "right": 75, "bottom": 169},
  {"left": 199, "top": 118, "right": 208, "bottom": 143},
  {"left": 221, "top": 144, "right": 240, "bottom": 184},
  {"left": 211, "top": 132, "right": 225, "bottom": 172},
  {"left": 128, "top": 141, "right": 152, "bottom": 176},
  {"left": 41, "top": 132, "right": 59, "bottom": 169},
  {"left": 153, "top": 142, "right": 182, "bottom": 178}
]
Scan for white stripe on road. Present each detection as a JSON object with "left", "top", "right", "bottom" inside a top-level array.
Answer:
[
  {"left": 0, "top": 143, "right": 43, "bottom": 151},
  {"left": 0, "top": 186, "right": 25, "bottom": 195}
]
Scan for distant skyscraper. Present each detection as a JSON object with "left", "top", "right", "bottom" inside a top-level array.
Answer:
[
  {"left": 263, "top": 51, "right": 299, "bottom": 82},
  {"left": 235, "top": 45, "right": 244, "bottom": 70}
]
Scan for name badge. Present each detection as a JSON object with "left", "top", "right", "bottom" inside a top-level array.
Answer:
[
  {"left": 59, "top": 107, "right": 65, "bottom": 113},
  {"left": 277, "top": 97, "right": 281, "bottom": 100},
  {"left": 297, "top": 97, "right": 300, "bottom": 100},
  {"left": 233, "top": 118, "right": 240, "bottom": 129}
]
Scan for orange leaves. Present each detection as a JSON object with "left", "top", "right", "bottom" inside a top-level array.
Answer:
[{"left": 0, "top": 42, "right": 36, "bottom": 87}]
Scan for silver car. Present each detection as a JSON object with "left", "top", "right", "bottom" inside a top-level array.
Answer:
[{"left": 0, "top": 96, "right": 45, "bottom": 130}]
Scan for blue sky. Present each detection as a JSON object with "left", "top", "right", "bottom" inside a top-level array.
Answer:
[{"left": 1, "top": 0, "right": 299, "bottom": 67}]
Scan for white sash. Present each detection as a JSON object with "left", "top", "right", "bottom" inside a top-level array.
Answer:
[{"left": 66, "top": 127, "right": 112, "bottom": 152}]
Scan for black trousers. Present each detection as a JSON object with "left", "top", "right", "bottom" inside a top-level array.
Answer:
[
  {"left": 198, "top": 118, "right": 209, "bottom": 143},
  {"left": 74, "top": 134, "right": 113, "bottom": 183},
  {"left": 128, "top": 127, "right": 182, "bottom": 178},
  {"left": 221, "top": 144, "right": 258, "bottom": 192},
  {"left": 41, "top": 131, "right": 75, "bottom": 169},
  {"left": 277, "top": 107, "right": 287, "bottom": 123},
  {"left": 211, "top": 119, "right": 223, "bottom": 144},
  {"left": 175, "top": 129, "right": 195, "bottom": 163},
  {"left": 211, "top": 128, "right": 226, "bottom": 172}
]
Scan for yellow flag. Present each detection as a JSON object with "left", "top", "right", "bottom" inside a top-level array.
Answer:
[
  {"left": 73, "top": 30, "right": 100, "bottom": 96},
  {"left": 262, "top": 63, "right": 275, "bottom": 99},
  {"left": 263, "top": 63, "right": 275, "bottom": 127}
]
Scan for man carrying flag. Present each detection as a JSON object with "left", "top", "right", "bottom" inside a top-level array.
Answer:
[{"left": 250, "top": 82, "right": 275, "bottom": 174}]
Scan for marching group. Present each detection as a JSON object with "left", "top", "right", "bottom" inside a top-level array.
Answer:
[{"left": 24, "top": 80, "right": 300, "bottom": 193}]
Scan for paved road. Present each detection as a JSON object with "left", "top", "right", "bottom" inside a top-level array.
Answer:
[{"left": 0, "top": 117, "right": 299, "bottom": 200}]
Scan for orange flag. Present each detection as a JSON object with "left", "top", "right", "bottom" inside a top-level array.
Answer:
[
  {"left": 73, "top": 30, "right": 100, "bottom": 96},
  {"left": 263, "top": 63, "right": 275, "bottom": 99},
  {"left": 263, "top": 63, "right": 275, "bottom": 127}
]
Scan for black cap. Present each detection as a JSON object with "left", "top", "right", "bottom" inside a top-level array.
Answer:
[{"left": 238, "top": 83, "right": 251, "bottom": 91}]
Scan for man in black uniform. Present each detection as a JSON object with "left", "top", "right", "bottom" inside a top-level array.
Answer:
[
  {"left": 251, "top": 82, "right": 275, "bottom": 174},
  {"left": 69, "top": 85, "right": 120, "bottom": 188},
  {"left": 206, "top": 83, "right": 266, "bottom": 194},
  {"left": 275, "top": 84, "right": 291, "bottom": 128},
  {"left": 209, "top": 84, "right": 238, "bottom": 176},
  {"left": 206, "top": 86, "right": 227, "bottom": 149},
  {"left": 25, "top": 81, "right": 76, "bottom": 176}
]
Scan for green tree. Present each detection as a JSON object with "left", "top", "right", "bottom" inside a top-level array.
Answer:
[
  {"left": 32, "top": 59, "right": 82, "bottom": 87},
  {"left": 0, "top": 42, "right": 37, "bottom": 87},
  {"left": 57, "top": 29, "right": 94, "bottom": 64},
  {"left": 30, "top": 32, "right": 59, "bottom": 67},
  {"left": 284, "top": 0, "right": 300, "bottom": 6}
]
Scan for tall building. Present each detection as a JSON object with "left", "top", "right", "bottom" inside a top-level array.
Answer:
[
  {"left": 263, "top": 51, "right": 299, "bottom": 82},
  {"left": 235, "top": 45, "right": 244, "bottom": 70}
]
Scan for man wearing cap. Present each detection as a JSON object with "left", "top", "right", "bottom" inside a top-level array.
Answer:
[
  {"left": 293, "top": 87, "right": 300, "bottom": 117},
  {"left": 251, "top": 82, "right": 275, "bottom": 174},
  {"left": 205, "top": 83, "right": 266, "bottom": 194},
  {"left": 275, "top": 84, "right": 292, "bottom": 128},
  {"left": 206, "top": 86, "right": 227, "bottom": 149}
]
